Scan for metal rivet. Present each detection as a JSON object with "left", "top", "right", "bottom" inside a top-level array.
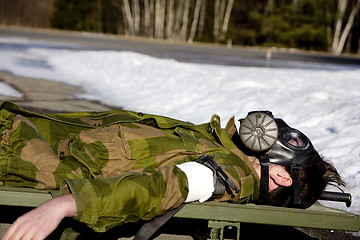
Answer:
[{"left": 59, "top": 152, "right": 66, "bottom": 160}]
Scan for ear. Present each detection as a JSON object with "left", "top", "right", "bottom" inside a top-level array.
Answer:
[{"left": 270, "top": 165, "right": 293, "bottom": 187}]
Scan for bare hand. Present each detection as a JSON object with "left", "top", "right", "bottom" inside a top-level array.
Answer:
[{"left": 2, "top": 194, "right": 76, "bottom": 240}]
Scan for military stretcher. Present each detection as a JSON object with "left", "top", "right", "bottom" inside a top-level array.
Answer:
[{"left": 0, "top": 187, "right": 359, "bottom": 240}]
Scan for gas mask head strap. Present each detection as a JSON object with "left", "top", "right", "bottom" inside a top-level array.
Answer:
[
  {"left": 291, "top": 165, "right": 301, "bottom": 206},
  {"left": 258, "top": 154, "right": 270, "bottom": 204}
]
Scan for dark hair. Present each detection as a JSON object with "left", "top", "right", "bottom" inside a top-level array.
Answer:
[{"left": 268, "top": 151, "right": 345, "bottom": 208}]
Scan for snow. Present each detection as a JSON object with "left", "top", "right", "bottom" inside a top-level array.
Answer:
[
  {"left": 0, "top": 81, "right": 22, "bottom": 97},
  {"left": 0, "top": 37, "right": 360, "bottom": 220}
]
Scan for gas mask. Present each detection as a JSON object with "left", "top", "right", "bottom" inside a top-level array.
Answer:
[{"left": 238, "top": 111, "right": 316, "bottom": 207}]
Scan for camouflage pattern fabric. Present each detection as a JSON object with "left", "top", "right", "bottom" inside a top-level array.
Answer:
[{"left": 0, "top": 101, "right": 259, "bottom": 232}]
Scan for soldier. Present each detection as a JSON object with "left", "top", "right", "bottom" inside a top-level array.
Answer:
[{"left": 0, "top": 101, "right": 343, "bottom": 240}]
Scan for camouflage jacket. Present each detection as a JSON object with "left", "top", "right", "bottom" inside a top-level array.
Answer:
[{"left": 0, "top": 101, "right": 259, "bottom": 232}]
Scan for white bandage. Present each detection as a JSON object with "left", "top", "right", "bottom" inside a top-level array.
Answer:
[{"left": 177, "top": 161, "right": 214, "bottom": 203}]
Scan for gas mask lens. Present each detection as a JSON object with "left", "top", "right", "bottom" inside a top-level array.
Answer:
[
  {"left": 288, "top": 136, "right": 303, "bottom": 147},
  {"left": 281, "top": 129, "right": 307, "bottom": 149}
]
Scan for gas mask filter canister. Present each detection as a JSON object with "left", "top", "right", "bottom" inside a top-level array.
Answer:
[{"left": 239, "top": 111, "right": 278, "bottom": 153}]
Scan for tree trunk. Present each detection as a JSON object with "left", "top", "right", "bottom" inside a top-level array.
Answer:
[
  {"left": 110, "top": 0, "right": 132, "bottom": 35},
  {"left": 197, "top": 0, "right": 206, "bottom": 40},
  {"left": 188, "top": 0, "right": 202, "bottom": 43},
  {"left": 174, "top": 0, "right": 184, "bottom": 40},
  {"left": 97, "top": 0, "right": 102, "bottom": 32},
  {"left": 149, "top": 0, "right": 155, "bottom": 38},
  {"left": 144, "top": 0, "right": 151, "bottom": 37},
  {"left": 332, "top": 0, "right": 348, "bottom": 52},
  {"left": 166, "top": 0, "right": 175, "bottom": 38},
  {"left": 214, "top": 0, "right": 220, "bottom": 42},
  {"left": 334, "top": 0, "right": 360, "bottom": 55},
  {"left": 154, "top": 0, "right": 167, "bottom": 38},
  {"left": 159, "top": 0, "right": 166, "bottom": 38},
  {"left": 219, "top": 0, "right": 226, "bottom": 28},
  {"left": 133, "top": 0, "right": 140, "bottom": 35},
  {"left": 113, "top": 0, "right": 134, "bottom": 35},
  {"left": 179, "top": 0, "right": 190, "bottom": 41},
  {"left": 220, "top": 0, "right": 234, "bottom": 41},
  {"left": 155, "top": 0, "right": 162, "bottom": 38}
]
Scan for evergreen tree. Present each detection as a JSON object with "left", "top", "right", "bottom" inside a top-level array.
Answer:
[{"left": 51, "top": 0, "right": 99, "bottom": 32}]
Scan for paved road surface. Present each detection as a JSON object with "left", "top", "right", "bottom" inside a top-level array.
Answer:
[{"left": 1, "top": 27, "right": 360, "bottom": 69}]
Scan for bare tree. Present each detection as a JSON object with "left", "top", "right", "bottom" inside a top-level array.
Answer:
[
  {"left": 154, "top": 0, "right": 167, "bottom": 38},
  {"left": 133, "top": 0, "right": 141, "bottom": 35},
  {"left": 166, "top": 0, "right": 175, "bottom": 38},
  {"left": 332, "top": 0, "right": 348, "bottom": 52},
  {"left": 214, "top": 0, "right": 221, "bottom": 42},
  {"left": 97, "top": 0, "right": 103, "bottom": 32},
  {"left": 0, "top": 0, "right": 53, "bottom": 28},
  {"left": 149, "top": 0, "right": 155, "bottom": 37},
  {"left": 332, "top": 0, "right": 360, "bottom": 55},
  {"left": 173, "top": 0, "right": 184, "bottom": 40},
  {"left": 188, "top": 0, "right": 203, "bottom": 43},
  {"left": 110, "top": 0, "right": 140, "bottom": 36},
  {"left": 110, "top": 0, "right": 134, "bottom": 35},
  {"left": 123, "top": 0, "right": 135, "bottom": 35},
  {"left": 179, "top": 0, "right": 190, "bottom": 41},
  {"left": 214, "top": 0, "right": 235, "bottom": 42},
  {"left": 154, "top": 0, "right": 161, "bottom": 38},
  {"left": 106, "top": 0, "right": 224, "bottom": 43},
  {"left": 197, "top": 0, "right": 206, "bottom": 39},
  {"left": 160, "top": 0, "right": 167, "bottom": 38},
  {"left": 219, "top": 0, "right": 226, "bottom": 29},
  {"left": 220, "top": 0, "right": 234, "bottom": 41},
  {"left": 144, "top": 0, "right": 151, "bottom": 37}
]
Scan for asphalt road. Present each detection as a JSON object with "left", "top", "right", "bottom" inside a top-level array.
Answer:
[{"left": 1, "top": 27, "right": 360, "bottom": 69}]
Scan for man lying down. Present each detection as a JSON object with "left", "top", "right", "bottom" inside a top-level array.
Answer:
[{"left": 0, "top": 101, "right": 344, "bottom": 240}]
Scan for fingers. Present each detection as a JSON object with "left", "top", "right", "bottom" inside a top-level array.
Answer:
[
  {"left": 1, "top": 195, "right": 75, "bottom": 240},
  {"left": 2, "top": 222, "right": 18, "bottom": 240},
  {"left": 2, "top": 212, "right": 50, "bottom": 240},
  {"left": 2, "top": 218, "right": 32, "bottom": 240}
]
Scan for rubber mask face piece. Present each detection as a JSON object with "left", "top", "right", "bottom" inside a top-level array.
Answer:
[
  {"left": 239, "top": 111, "right": 316, "bottom": 167},
  {"left": 239, "top": 111, "right": 317, "bottom": 207}
]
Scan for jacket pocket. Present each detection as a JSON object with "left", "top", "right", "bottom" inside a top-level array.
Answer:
[
  {"left": 119, "top": 123, "right": 203, "bottom": 160},
  {"left": 69, "top": 137, "right": 103, "bottom": 177},
  {"left": 119, "top": 123, "right": 166, "bottom": 160},
  {"left": 174, "top": 127, "right": 202, "bottom": 153}
]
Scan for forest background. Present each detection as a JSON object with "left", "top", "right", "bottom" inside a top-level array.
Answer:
[{"left": 0, "top": 0, "right": 360, "bottom": 56}]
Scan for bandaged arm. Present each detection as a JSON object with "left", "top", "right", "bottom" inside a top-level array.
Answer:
[{"left": 177, "top": 161, "right": 215, "bottom": 203}]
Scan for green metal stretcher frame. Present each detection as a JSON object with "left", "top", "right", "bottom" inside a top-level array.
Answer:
[{"left": 0, "top": 187, "right": 359, "bottom": 240}]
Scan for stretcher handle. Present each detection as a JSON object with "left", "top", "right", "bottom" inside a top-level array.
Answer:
[{"left": 319, "top": 191, "right": 352, "bottom": 207}]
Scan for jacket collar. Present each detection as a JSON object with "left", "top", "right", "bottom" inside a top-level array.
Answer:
[{"left": 210, "top": 115, "right": 260, "bottom": 185}]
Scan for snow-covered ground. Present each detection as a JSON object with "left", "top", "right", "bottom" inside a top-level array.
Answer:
[{"left": 0, "top": 37, "right": 359, "bottom": 221}]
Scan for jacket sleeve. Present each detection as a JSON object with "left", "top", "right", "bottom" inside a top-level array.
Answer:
[{"left": 63, "top": 165, "right": 189, "bottom": 232}]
